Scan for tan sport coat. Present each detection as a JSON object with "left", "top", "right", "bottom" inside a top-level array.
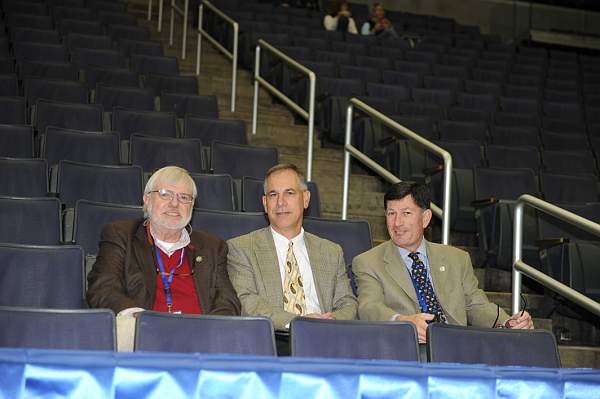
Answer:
[
  {"left": 353, "top": 239, "right": 508, "bottom": 327},
  {"left": 227, "top": 227, "right": 357, "bottom": 329}
]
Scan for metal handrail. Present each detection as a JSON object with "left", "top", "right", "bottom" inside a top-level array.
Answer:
[
  {"left": 147, "top": 0, "right": 165, "bottom": 33},
  {"left": 252, "top": 39, "right": 316, "bottom": 181},
  {"left": 169, "top": 0, "right": 189, "bottom": 59},
  {"left": 342, "top": 98, "right": 452, "bottom": 245},
  {"left": 196, "top": 1, "right": 238, "bottom": 113},
  {"left": 512, "top": 194, "right": 600, "bottom": 316}
]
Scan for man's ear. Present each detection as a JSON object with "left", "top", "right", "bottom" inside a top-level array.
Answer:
[
  {"left": 262, "top": 195, "right": 267, "bottom": 213},
  {"left": 303, "top": 189, "right": 311, "bottom": 209},
  {"left": 422, "top": 208, "right": 433, "bottom": 229}
]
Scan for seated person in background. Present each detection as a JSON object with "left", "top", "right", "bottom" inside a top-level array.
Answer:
[
  {"left": 227, "top": 163, "right": 357, "bottom": 330},
  {"left": 87, "top": 166, "right": 240, "bottom": 350},
  {"left": 353, "top": 182, "right": 533, "bottom": 343},
  {"left": 323, "top": 0, "right": 358, "bottom": 34},
  {"left": 361, "top": 2, "right": 396, "bottom": 36}
]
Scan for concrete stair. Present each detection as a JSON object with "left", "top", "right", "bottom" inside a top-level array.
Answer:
[{"left": 128, "top": 2, "right": 600, "bottom": 368}]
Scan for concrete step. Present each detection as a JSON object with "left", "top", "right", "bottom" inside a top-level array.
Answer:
[{"left": 559, "top": 346, "right": 600, "bottom": 368}]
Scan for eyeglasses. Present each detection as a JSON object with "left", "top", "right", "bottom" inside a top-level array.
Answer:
[{"left": 149, "top": 189, "right": 194, "bottom": 204}]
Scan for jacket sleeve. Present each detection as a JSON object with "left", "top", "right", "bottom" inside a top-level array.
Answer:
[
  {"left": 330, "top": 244, "right": 358, "bottom": 320},
  {"left": 207, "top": 239, "right": 241, "bottom": 316},
  {"left": 353, "top": 253, "right": 399, "bottom": 321}
]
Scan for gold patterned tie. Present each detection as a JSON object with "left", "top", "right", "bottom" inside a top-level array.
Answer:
[{"left": 282, "top": 242, "right": 306, "bottom": 315}]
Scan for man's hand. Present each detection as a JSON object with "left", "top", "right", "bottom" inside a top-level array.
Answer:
[
  {"left": 505, "top": 311, "right": 534, "bottom": 329},
  {"left": 304, "top": 312, "right": 334, "bottom": 320},
  {"left": 395, "top": 313, "right": 434, "bottom": 343}
]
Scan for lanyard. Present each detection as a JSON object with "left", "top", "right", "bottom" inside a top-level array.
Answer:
[{"left": 154, "top": 245, "right": 185, "bottom": 313}]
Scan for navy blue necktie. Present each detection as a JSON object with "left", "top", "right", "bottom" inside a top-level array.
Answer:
[{"left": 408, "top": 252, "right": 447, "bottom": 323}]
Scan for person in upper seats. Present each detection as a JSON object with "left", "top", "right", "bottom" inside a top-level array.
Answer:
[
  {"left": 361, "top": 2, "right": 396, "bottom": 36},
  {"left": 226, "top": 163, "right": 357, "bottom": 330},
  {"left": 87, "top": 166, "right": 240, "bottom": 350},
  {"left": 353, "top": 181, "right": 533, "bottom": 343},
  {"left": 323, "top": 0, "right": 358, "bottom": 34}
]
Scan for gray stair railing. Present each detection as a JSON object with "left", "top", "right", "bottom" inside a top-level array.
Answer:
[
  {"left": 341, "top": 98, "right": 452, "bottom": 245},
  {"left": 196, "top": 0, "right": 238, "bottom": 112},
  {"left": 513, "top": 194, "right": 600, "bottom": 316},
  {"left": 169, "top": 0, "right": 189, "bottom": 59},
  {"left": 252, "top": 39, "right": 316, "bottom": 181},
  {"left": 147, "top": 0, "right": 165, "bottom": 33}
]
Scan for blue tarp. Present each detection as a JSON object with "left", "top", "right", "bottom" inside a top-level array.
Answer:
[{"left": 1, "top": 348, "right": 599, "bottom": 398}]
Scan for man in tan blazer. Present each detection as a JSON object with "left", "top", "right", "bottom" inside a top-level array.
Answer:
[
  {"left": 227, "top": 164, "right": 357, "bottom": 330},
  {"left": 353, "top": 182, "right": 533, "bottom": 343}
]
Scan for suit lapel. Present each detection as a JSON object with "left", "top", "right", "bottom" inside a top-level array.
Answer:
[
  {"left": 383, "top": 241, "right": 420, "bottom": 308},
  {"left": 189, "top": 235, "right": 211, "bottom": 313},
  {"left": 254, "top": 228, "right": 285, "bottom": 305},
  {"left": 426, "top": 241, "right": 458, "bottom": 323},
  {"left": 305, "top": 233, "right": 327, "bottom": 311}
]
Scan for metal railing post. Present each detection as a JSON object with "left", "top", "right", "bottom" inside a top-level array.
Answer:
[
  {"left": 196, "top": 4, "right": 203, "bottom": 75},
  {"left": 306, "top": 72, "right": 316, "bottom": 181},
  {"left": 147, "top": 0, "right": 153, "bottom": 20},
  {"left": 342, "top": 103, "right": 354, "bottom": 220},
  {"left": 158, "top": 0, "right": 164, "bottom": 32},
  {"left": 252, "top": 45, "right": 261, "bottom": 135},
  {"left": 169, "top": 0, "right": 175, "bottom": 46},
  {"left": 512, "top": 201, "right": 524, "bottom": 315}
]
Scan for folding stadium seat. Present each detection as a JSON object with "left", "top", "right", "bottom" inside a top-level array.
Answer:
[
  {"left": 396, "top": 102, "right": 445, "bottom": 119},
  {"left": 0, "top": 307, "right": 116, "bottom": 350},
  {"left": 58, "top": 19, "right": 104, "bottom": 36},
  {"left": 111, "top": 108, "right": 177, "bottom": 140},
  {"left": 547, "top": 68, "right": 579, "bottom": 82},
  {"left": 480, "top": 50, "right": 513, "bottom": 62},
  {"left": 0, "top": 157, "right": 47, "bottom": 197},
  {"left": 0, "top": 96, "right": 26, "bottom": 124},
  {"left": 183, "top": 116, "right": 246, "bottom": 161},
  {"left": 211, "top": 141, "right": 278, "bottom": 180},
  {"left": 448, "top": 106, "right": 491, "bottom": 123},
  {"left": 540, "top": 172, "right": 598, "bottom": 203},
  {"left": 507, "top": 73, "right": 543, "bottom": 87},
  {"left": 242, "top": 176, "right": 321, "bottom": 217},
  {"left": 0, "top": 39, "right": 8, "bottom": 59},
  {"left": 473, "top": 167, "right": 540, "bottom": 269},
  {"left": 115, "top": 40, "right": 161, "bottom": 59},
  {"left": 464, "top": 80, "right": 502, "bottom": 97},
  {"left": 13, "top": 28, "right": 60, "bottom": 44},
  {"left": 0, "top": 243, "right": 85, "bottom": 308},
  {"left": 144, "top": 74, "right": 198, "bottom": 97},
  {"left": 356, "top": 96, "right": 396, "bottom": 115},
  {"left": 471, "top": 68, "right": 506, "bottom": 83},
  {"left": 432, "top": 64, "right": 470, "bottom": 80},
  {"left": 314, "top": 50, "right": 353, "bottom": 66},
  {"left": 88, "top": 0, "right": 127, "bottom": 13},
  {"left": 429, "top": 139, "right": 483, "bottom": 170},
  {"left": 366, "top": 83, "right": 410, "bottom": 100},
  {"left": 411, "top": 88, "right": 456, "bottom": 107},
  {"left": 95, "top": 85, "right": 155, "bottom": 111},
  {"left": 85, "top": 66, "right": 139, "bottom": 91},
  {"left": 541, "top": 131, "right": 589, "bottom": 151},
  {"left": 438, "top": 120, "right": 488, "bottom": 143},
  {"left": 369, "top": 46, "right": 404, "bottom": 59},
  {"left": 6, "top": 14, "right": 53, "bottom": 31},
  {"left": 315, "top": 78, "right": 365, "bottom": 143},
  {"left": 405, "top": 49, "right": 440, "bottom": 65},
  {"left": 0, "top": 196, "right": 62, "bottom": 244},
  {"left": 339, "top": 65, "right": 380, "bottom": 84},
  {"left": 511, "top": 63, "right": 544, "bottom": 77},
  {"left": 332, "top": 42, "right": 368, "bottom": 57},
  {"left": 190, "top": 173, "right": 235, "bottom": 211},
  {"left": 72, "top": 199, "right": 143, "bottom": 271},
  {"left": 25, "top": 78, "right": 88, "bottom": 107},
  {"left": 476, "top": 59, "right": 509, "bottom": 72},
  {"left": 97, "top": 11, "right": 137, "bottom": 26},
  {"left": 424, "top": 75, "right": 464, "bottom": 92},
  {"left": 18, "top": 61, "right": 78, "bottom": 81},
  {"left": 546, "top": 78, "right": 579, "bottom": 93},
  {"left": 131, "top": 54, "right": 179, "bottom": 77},
  {"left": 48, "top": 0, "right": 87, "bottom": 6},
  {"left": 51, "top": 6, "right": 95, "bottom": 23},
  {"left": 190, "top": 209, "right": 268, "bottom": 241},
  {"left": 41, "top": 127, "right": 120, "bottom": 169},
  {"left": 503, "top": 85, "right": 542, "bottom": 100},
  {"left": 499, "top": 97, "right": 540, "bottom": 114},
  {"left": 290, "top": 318, "right": 418, "bottom": 360},
  {"left": 494, "top": 111, "right": 540, "bottom": 128},
  {"left": 71, "top": 48, "right": 127, "bottom": 70},
  {"left": 57, "top": 160, "right": 143, "bottom": 207},
  {"left": 381, "top": 70, "right": 422, "bottom": 88},
  {"left": 135, "top": 313, "right": 276, "bottom": 355},
  {"left": 36, "top": 99, "right": 103, "bottom": 133},
  {"left": 485, "top": 144, "right": 541, "bottom": 170},
  {"left": 427, "top": 323, "right": 560, "bottom": 367},
  {"left": 0, "top": 125, "right": 34, "bottom": 158},
  {"left": 13, "top": 42, "right": 68, "bottom": 63},
  {"left": 541, "top": 150, "right": 597, "bottom": 176},
  {"left": 542, "top": 101, "right": 583, "bottom": 121},
  {"left": 457, "top": 93, "right": 498, "bottom": 113},
  {"left": 66, "top": 33, "right": 113, "bottom": 51},
  {"left": 129, "top": 134, "right": 204, "bottom": 174},
  {"left": 0, "top": 74, "right": 18, "bottom": 96},
  {"left": 161, "top": 93, "right": 219, "bottom": 119},
  {"left": 107, "top": 24, "right": 151, "bottom": 42},
  {"left": 3, "top": 1, "right": 49, "bottom": 15},
  {"left": 355, "top": 55, "right": 393, "bottom": 71},
  {"left": 440, "top": 54, "right": 473, "bottom": 68}
]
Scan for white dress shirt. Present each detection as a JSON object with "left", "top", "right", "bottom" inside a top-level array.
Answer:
[{"left": 270, "top": 227, "right": 322, "bottom": 315}]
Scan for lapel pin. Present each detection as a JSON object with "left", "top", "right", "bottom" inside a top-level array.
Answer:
[
  {"left": 439, "top": 266, "right": 445, "bottom": 272},
  {"left": 196, "top": 256, "right": 203, "bottom": 263}
]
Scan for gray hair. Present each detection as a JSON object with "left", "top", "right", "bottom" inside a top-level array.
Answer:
[
  {"left": 143, "top": 166, "right": 197, "bottom": 217},
  {"left": 263, "top": 163, "right": 308, "bottom": 194}
]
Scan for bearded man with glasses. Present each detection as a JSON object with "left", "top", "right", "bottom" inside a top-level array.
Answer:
[{"left": 87, "top": 166, "right": 240, "bottom": 350}]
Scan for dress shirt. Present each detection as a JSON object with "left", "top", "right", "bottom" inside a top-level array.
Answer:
[{"left": 271, "top": 227, "right": 322, "bottom": 315}]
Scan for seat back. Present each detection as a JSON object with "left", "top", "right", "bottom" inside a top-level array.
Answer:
[
  {"left": 190, "top": 173, "right": 235, "bottom": 211},
  {"left": 290, "top": 318, "right": 419, "bottom": 361},
  {"left": 0, "top": 306, "right": 116, "bottom": 350},
  {"left": 161, "top": 93, "right": 218, "bottom": 119},
  {"left": 112, "top": 108, "right": 177, "bottom": 140},
  {"left": 0, "top": 243, "right": 85, "bottom": 308},
  {"left": 241, "top": 177, "right": 321, "bottom": 217},
  {"left": 211, "top": 141, "right": 277, "bottom": 180},
  {"left": 0, "top": 157, "right": 48, "bottom": 197},
  {"left": 144, "top": 74, "right": 197, "bottom": 97},
  {"left": 0, "top": 124, "right": 34, "bottom": 157},
  {"left": 0, "top": 97, "right": 26, "bottom": 124},
  {"left": 135, "top": 313, "right": 276, "bottom": 355},
  {"left": 184, "top": 116, "right": 246, "bottom": 146},
  {"left": 129, "top": 134, "right": 204, "bottom": 174},
  {"left": 427, "top": 323, "right": 560, "bottom": 367},
  {"left": 57, "top": 160, "right": 143, "bottom": 207},
  {"left": 95, "top": 85, "right": 155, "bottom": 111},
  {"left": 0, "top": 196, "right": 61, "bottom": 244},
  {"left": 191, "top": 209, "right": 268, "bottom": 241},
  {"left": 36, "top": 99, "right": 103, "bottom": 133},
  {"left": 42, "top": 127, "right": 120, "bottom": 167}
]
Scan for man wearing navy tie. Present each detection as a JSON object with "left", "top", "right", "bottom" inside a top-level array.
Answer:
[{"left": 353, "top": 182, "right": 533, "bottom": 343}]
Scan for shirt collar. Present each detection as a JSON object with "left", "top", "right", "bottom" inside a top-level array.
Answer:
[
  {"left": 396, "top": 238, "right": 428, "bottom": 265},
  {"left": 270, "top": 226, "right": 305, "bottom": 248},
  {"left": 150, "top": 225, "right": 190, "bottom": 256}
]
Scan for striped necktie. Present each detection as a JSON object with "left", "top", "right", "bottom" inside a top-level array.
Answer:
[
  {"left": 408, "top": 251, "right": 447, "bottom": 323},
  {"left": 283, "top": 242, "right": 306, "bottom": 315}
]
